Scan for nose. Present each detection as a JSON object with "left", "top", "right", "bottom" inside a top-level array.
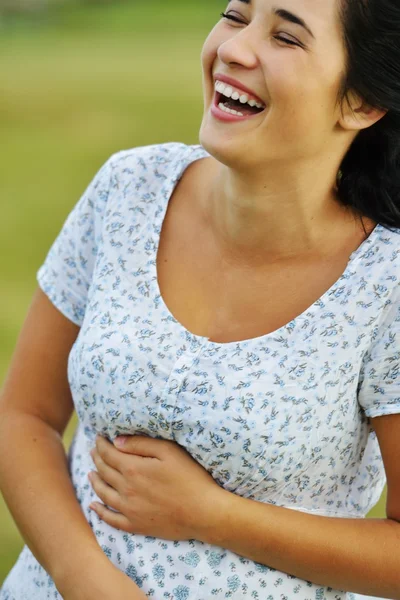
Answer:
[{"left": 217, "top": 26, "right": 259, "bottom": 70}]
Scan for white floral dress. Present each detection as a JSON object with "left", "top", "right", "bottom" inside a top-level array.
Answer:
[{"left": 1, "top": 142, "right": 399, "bottom": 600}]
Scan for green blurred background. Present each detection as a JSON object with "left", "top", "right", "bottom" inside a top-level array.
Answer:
[{"left": 0, "top": 0, "right": 387, "bottom": 585}]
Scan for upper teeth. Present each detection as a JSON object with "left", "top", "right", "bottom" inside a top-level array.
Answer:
[{"left": 214, "top": 80, "right": 265, "bottom": 109}]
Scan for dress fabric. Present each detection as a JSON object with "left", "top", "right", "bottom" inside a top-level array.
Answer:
[{"left": 1, "top": 142, "right": 400, "bottom": 600}]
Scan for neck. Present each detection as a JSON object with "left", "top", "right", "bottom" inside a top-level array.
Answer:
[{"left": 201, "top": 156, "right": 362, "bottom": 268}]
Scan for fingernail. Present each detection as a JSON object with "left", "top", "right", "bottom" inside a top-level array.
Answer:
[{"left": 114, "top": 436, "right": 128, "bottom": 447}]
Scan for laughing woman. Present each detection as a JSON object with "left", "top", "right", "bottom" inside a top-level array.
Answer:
[{"left": 1, "top": 0, "right": 400, "bottom": 599}]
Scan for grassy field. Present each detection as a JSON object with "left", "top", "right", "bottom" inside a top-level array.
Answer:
[{"left": 0, "top": 0, "right": 387, "bottom": 585}]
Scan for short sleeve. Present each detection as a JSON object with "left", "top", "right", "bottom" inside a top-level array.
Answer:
[
  {"left": 36, "top": 155, "right": 115, "bottom": 326},
  {"left": 358, "top": 291, "right": 400, "bottom": 418}
]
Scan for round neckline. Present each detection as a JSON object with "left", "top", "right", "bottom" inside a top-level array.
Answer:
[{"left": 150, "top": 143, "right": 384, "bottom": 350}]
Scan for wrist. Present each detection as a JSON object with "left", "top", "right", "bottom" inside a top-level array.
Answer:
[
  {"left": 198, "top": 487, "right": 240, "bottom": 547},
  {"left": 52, "top": 547, "right": 113, "bottom": 596},
  {"left": 55, "top": 554, "right": 148, "bottom": 600}
]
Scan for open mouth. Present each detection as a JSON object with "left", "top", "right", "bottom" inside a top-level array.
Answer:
[{"left": 214, "top": 91, "right": 266, "bottom": 117}]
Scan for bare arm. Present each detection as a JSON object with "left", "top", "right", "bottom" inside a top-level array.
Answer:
[
  {"left": 0, "top": 288, "right": 146, "bottom": 599},
  {"left": 198, "top": 415, "right": 400, "bottom": 598}
]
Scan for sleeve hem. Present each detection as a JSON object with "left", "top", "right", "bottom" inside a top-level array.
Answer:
[
  {"left": 37, "top": 265, "right": 84, "bottom": 327},
  {"left": 364, "top": 406, "right": 400, "bottom": 418}
]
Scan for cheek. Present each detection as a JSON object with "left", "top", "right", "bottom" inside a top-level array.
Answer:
[
  {"left": 268, "top": 60, "right": 308, "bottom": 101},
  {"left": 268, "top": 63, "right": 330, "bottom": 126},
  {"left": 201, "top": 25, "right": 226, "bottom": 77},
  {"left": 285, "top": 51, "right": 343, "bottom": 118}
]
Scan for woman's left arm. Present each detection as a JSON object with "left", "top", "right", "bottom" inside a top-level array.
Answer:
[
  {"left": 89, "top": 415, "right": 400, "bottom": 599},
  {"left": 201, "top": 414, "right": 400, "bottom": 599}
]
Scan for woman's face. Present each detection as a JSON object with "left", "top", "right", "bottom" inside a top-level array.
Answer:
[{"left": 199, "top": 0, "right": 348, "bottom": 171}]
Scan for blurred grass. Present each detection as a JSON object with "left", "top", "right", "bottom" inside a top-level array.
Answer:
[{"left": 0, "top": 0, "right": 387, "bottom": 586}]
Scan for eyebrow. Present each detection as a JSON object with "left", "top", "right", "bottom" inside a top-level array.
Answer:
[{"left": 227, "top": 1, "right": 316, "bottom": 40}]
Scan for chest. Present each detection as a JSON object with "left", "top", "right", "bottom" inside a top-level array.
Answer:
[
  {"left": 154, "top": 157, "right": 377, "bottom": 345},
  {"left": 156, "top": 202, "right": 355, "bottom": 344},
  {"left": 69, "top": 194, "right": 375, "bottom": 502}
]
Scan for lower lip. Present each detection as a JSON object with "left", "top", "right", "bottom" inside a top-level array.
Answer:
[{"left": 211, "top": 92, "right": 266, "bottom": 122}]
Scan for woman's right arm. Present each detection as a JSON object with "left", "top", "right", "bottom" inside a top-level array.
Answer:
[{"left": 0, "top": 288, "right": 146, "bottom": 599}]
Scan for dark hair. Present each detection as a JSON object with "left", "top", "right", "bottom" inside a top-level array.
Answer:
[{"left": 336, "top": 0, "right": 400, "bottom": 232}]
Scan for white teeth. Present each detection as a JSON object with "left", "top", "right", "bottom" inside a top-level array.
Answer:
[
  {"left": 214, "top": 79, "right": 266, "bottom": 110},
  {"left": 218, "top": 102, "right": 244, "bottom": 116}
]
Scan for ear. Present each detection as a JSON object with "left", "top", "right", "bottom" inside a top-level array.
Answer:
[{"left": 338, "top": 89, "right": 388, "bottom": 132}]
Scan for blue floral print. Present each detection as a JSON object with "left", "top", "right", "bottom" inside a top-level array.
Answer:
[{"left": 1, "top": 142, "right": 399, "bottom": 600}]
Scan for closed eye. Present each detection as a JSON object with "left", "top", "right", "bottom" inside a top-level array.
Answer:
[
  {"left": 220, "top": 11, "right": 244, "bottom": 24},
  {"left": 220, "top": 12, "right": 303, "bottom": 48},
  {"left": 274, "top": 35, "right": 302, "bottom": 47}
]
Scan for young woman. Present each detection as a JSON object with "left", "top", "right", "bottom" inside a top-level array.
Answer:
[{"left": 1, "top": 0, "right": 400, "bottom": 598}]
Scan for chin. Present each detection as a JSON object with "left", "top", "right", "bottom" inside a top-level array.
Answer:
[
  {"left": 199, "top": 130, "right": 232, "bottom": 167},
  {"left": 198, "top": 120, "right": 250, "bottom": 171}
]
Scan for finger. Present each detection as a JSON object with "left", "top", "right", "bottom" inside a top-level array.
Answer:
[
  {"left": 113, "top": 434, "right": 168, "bottom": 460},
  {"left": 95, "top": 435, "right": 127, "bottom": 473},
  {"left": 89, "top": 502, "right": 134, "bottom": 534},
  {"left": 91, "top": 449, "right": 124, "bottom": 490},
  {"left": 89, "top": 471, "right": 122, "bottom": 511}
]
